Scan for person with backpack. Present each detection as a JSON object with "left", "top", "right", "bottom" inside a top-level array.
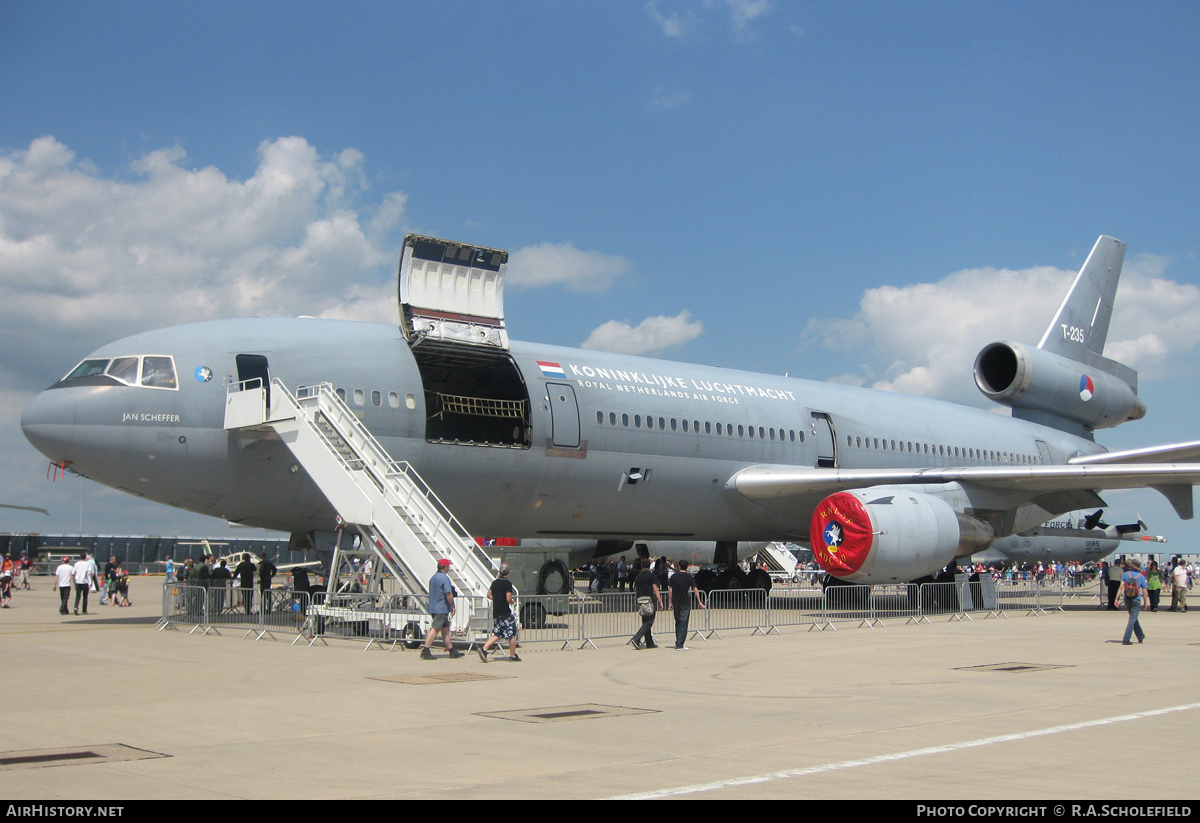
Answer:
[{"left": 1119, "top": 558, "right": 1148, "bottom": 646}]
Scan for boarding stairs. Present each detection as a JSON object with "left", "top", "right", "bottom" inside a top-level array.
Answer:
[{"left": 224, "top": 378, "right": 497, "bottom": 634}]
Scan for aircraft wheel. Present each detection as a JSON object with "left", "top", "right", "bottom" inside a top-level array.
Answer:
[
  {"left": 520, "top": 602, "right": 547, "bottom": 630},
  {"left": 694, "top": 569, "right": 717, "bottom": 593},
  {"left": 538, "top": 559, "right": 572, "bottom": 596},
  {"left": 403, "top": 621, "right": 422, "bottom": 649},
  {"left": 747, "top": 569, "right": 772, "bottom": 592},
  {"left": 718, "top": 570, "right": 745, "bottom": 590}
]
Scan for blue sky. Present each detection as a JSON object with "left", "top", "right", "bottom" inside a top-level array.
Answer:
[{"left": 2, "top": 1, "right": 1199, "bottom": 547}]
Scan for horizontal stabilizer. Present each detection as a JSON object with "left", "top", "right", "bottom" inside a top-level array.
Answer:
[{"left": 1069, "top": 440, "right": 1200, "bottom": 465}]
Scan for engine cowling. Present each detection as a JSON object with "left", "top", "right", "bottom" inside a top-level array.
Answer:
[
  {"left": 809, "top": 489, "right": 993, "bottom": 584},
  {"left": 974, "top": 341, "right": 1145, "bottom": 430}
]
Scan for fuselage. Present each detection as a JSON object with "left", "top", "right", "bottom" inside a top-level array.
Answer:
[{"left": 21, "top": 316, "right": 1107, "bottom": 542}]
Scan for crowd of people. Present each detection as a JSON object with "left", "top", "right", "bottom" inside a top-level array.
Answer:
[{"left": 49, "top": 551, "right": 129, "bottom": 615}]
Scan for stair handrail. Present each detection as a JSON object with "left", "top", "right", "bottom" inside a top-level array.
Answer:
[{"left": 281, "top": 380, "right": 498, "bottom": 588}]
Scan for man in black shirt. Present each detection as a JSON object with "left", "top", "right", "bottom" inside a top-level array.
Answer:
[
  {"left": 668, "top": 560, "right": 705, "bottom": 650},
  {"left": 630, "top": 559, "right": 663, "bottom": 650},
  {"left": 478, "top": 563, "right": 519, "bottom": 662},
  {"left": 234, "top": 556, "right": 257, "bottom": 614},
  {"left": 258, "top": 554, "right": 277, "bottom": 612}
]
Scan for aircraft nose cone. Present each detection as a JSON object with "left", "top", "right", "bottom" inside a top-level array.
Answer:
[{"left": 21, "top": 389, "right": 75, "bottom": 464}]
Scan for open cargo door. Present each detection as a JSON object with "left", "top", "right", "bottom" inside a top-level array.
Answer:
[
  {"left": 399, "top": 234, "right": 530, "bottom": 449},
  {"left": 399, "top": 234, "right": 509, "bottom": 350}
]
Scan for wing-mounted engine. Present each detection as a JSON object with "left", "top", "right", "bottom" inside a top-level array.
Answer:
[
  {"left": 809, "top": 488, "right": 993, "bottom": 584},
  {"left": 974, "top": 342, "right": 1145, "bottom": 432}
]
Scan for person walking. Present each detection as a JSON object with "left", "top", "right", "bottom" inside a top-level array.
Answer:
[
  {"left": 630, "top": 559, "right": 663, "bottom": 650},
  {"left": 667, "top": 560, "right": 705, "bottom": 650},
  {"left": 420, "top": 558, "right": 463, "bottom": 659},
  {"left": 72, "top": 551, "right": 97, "bottom": 615},
  {"left": 55, "top": 556, "right": 74, "bottom": 615},
  {"left": 1119, "top": 558, "right": 1148, "bottom": 645},
  {"left": 1146, "top": 561, "right": 1163, "bottom": 612},
  {"left": 1172, "top": 560, "right": 1189, "bottom": 613},
  {"left": 477, "top": 563, "right": 520, "bottom": 662},
  {"left": 1106, "top": 559, "right": 1124, "bottom": 610}
]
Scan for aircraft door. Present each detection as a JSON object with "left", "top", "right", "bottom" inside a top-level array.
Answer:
[
  {"left": 810, "top": 411, "right": 837, "bottom": 468},
  {"left": 236, "top": 354, "right": 271, "bottom": 405},
  {"left": 546, "top": 383, "right": 580, "bottom": 448}
]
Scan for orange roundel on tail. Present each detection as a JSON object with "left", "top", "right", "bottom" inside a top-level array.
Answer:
[{"left": 810, "top": 492, "right": 875, "bottom": 577}]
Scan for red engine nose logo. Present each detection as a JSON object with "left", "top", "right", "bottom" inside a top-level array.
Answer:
[{"left": 810, "top": 492, "right": 874, "bottom": 577}]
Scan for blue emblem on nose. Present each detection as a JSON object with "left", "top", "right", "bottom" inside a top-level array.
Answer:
[
  {"left": 194, "top": 367, "right": 213, "bottom": 383},
  {"left": 823, "top": 520, "right": 844, "bottom": 548}
]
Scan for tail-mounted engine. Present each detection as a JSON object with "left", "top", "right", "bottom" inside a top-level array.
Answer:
[
  {"left": 974, "top": 342, "right": 1145, "bottom": 431},
  {"left": 810, "top": 489, "right": 993, "bottom": 584}
]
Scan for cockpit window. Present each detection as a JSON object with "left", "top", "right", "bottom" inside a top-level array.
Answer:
[
  {"left": 140, "top": 356, "right": 177, "bottom": 389},
  {"left": 106, "top": 357, "right": 140, "bottom": 385},
  {"left": 64, "top": 359, "right": 110, "bottom": 380},
  {"left": 57, "top": 354, "right": 179, "bottom": 390}
]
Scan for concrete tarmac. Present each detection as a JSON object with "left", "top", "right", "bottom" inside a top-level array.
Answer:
[{"left": 0, "top": 579, "right": 1196, "bottom": 800}]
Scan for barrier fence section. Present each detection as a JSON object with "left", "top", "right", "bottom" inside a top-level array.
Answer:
[
  {"left": 703, "top": 589, "right": 768, "bottom": 637},
  {"left": 160, "top": 579, "right": 1072, "bottom": 648}
]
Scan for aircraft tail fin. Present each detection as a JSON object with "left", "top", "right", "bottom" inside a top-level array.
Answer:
[{"left": 1037, "top": 235, "right": 1137, "bottom": 390}]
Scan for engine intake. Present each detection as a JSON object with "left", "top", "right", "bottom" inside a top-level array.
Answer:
[
  {"left": 974, "top": 341, "right": 1145, "bottom": 430},
  {"left": 810, "top": 489, "right": 993, "bottom": 584}
]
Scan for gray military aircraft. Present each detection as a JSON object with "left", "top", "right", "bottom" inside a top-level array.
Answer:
[
  {"left": 20, "top": 234, "right": 1200, "bottom": 586},
  {"left": 977, "top": 509, "right": 1166, "bottom": 565}
]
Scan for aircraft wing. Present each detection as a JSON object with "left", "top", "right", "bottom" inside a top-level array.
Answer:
[
  {"left": 730, "top": 463, "right": 1200, "bottom": 518},
  {"left": 1068, "top": 439, "right": 1200, "bottom": 465}
]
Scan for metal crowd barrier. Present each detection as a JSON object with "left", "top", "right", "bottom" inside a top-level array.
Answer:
[{"left": 160, "top": 578, "right": 1071, "bottom": 648}]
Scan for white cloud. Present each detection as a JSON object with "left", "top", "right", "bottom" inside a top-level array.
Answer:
[
  {"left": 581, "top": 310, "right": 704, "bottom": 355},
  {"left": 724, "top": 0, "right": 772, "bottom": 42},
  {"left": 804, "top": 255, "right": 1200, "bottom": 406},
  {"left": 0, "top": 135, "right": 405, "bottom": 389},
  {"left": 648, "top": 85, "right": 691, "bottom": 109},
  {"left": 646, "top": 1, "right": 686, "bottom": 37},
  {"left": 507, "top": 241, "right": 631, "bottom": 293}
]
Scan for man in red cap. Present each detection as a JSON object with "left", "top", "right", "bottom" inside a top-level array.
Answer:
[{"left": 420, "top": 558, "right": 463, "bottom": 659}]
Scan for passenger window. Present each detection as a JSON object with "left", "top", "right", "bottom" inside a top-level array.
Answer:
[
  {"left": 672, "top": 419, "right": 679, "bottom": 431},
  {"left": 372, "top": 391, "right": 382, "bottom": 407},
  {"left": 659, "top": 417, "right": 666, "bottom": 430},
  {"left": 706, "top": 422, "right": 713, "bottom": 434},
  {"left": 405, "top": 393, "right": 416, "bottom": 409},
  {"left": 622, "top": 413, "right": 629, "bottom": 427},
  {"left": 140, "top": 356, "right": 177, "bottom": 389},
  {"left": 693, "top": 420, "right": 700, "bottom": 432},
  {"left": 798, "top": 431, "right": 805, "bottom": 442},
  {"left": 336, "top": 388, "right": 346, "bottom": 401},
  {"left": 738, "top": 425, "right": 745, "bottom": 437},
  {"left": 748, "top": 426, "right": 754, "bottom": 439},
  {"left": 389, "top": 392, "right": 400, "bottom": 408},
  {"left": 716, "top": 423, "right": 722, "bottom": 435},
  {"left": 596, "top": 411, "right": 604, "bottom": 424},
  {"left": 634, "top": 415, "right": 641, "bottom": 428},
  {"left": 646, "top": 416, "right": 654, "bottom": 430},
  {"left": 106, "top": 357, "right": 139, "bottom": 385},
  {"left": 609, "top": 412, "right": 617, "bottom": 425},
  {"left": 353, "top": 389, "right": 365, "bottom": 406}
]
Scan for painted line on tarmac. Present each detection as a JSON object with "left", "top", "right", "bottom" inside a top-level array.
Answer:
[{"left": 612, "top": 701, "right": 1200, "bottom": 799}]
